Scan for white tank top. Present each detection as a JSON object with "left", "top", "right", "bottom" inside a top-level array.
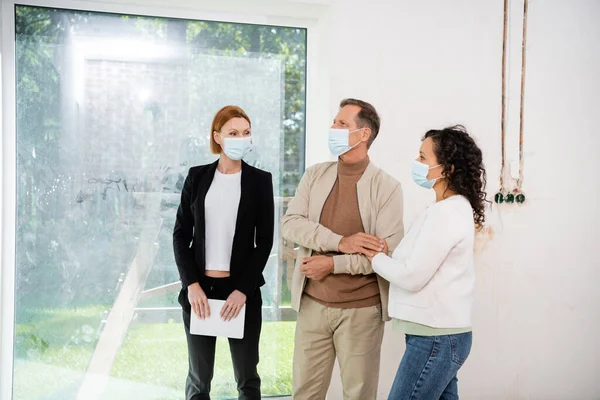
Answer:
[{"left": 204, "top": 169, "right": 241, "bottom": 271}]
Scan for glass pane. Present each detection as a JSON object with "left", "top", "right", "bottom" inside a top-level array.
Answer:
[{"left": 14, "top": 6, "right": 305, "bottom": 399}]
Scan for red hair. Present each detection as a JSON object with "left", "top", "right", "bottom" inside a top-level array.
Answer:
[{"left": 210, "top": 105, "right": 251, "bottom": 154}]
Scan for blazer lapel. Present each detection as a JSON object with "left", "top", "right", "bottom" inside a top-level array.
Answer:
[
  {"left": 235, "top": 161, "right": 254, "bottom": 233},
  {"left": 195, "top": 160, "right": 219, "bottom": 237},
  {"left": 356, "top": 162, "right": 375, "bottom": 233}
]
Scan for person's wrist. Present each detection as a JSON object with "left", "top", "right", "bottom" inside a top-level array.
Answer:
[
  {"left": 338, "top": 237, "right": 347, "bottom": 252},
  {"left": 328, "top": 257, "right": 335, "bottom": 273}
]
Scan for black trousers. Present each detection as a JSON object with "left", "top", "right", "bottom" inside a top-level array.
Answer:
[{"left": 182, "top": 276, "right": 262, "bottom": 400}]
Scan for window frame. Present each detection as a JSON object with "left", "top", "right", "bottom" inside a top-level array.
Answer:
[{"left": 0, "top": 1, "right": 331, "bottom": 399}]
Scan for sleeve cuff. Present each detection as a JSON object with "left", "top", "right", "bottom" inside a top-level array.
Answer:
[
  {"left": 235, "top": 279, "right": 255, "bottom": 297},
  {"left": 332, "top": 254, "right": 348, "bottom": 274},
  {"left": 183, "top": 278, "right": 199, "bottom": 289},
  {"left": 237, "top": 286, "right": 253, "bottom": 297},
  {"left": 326, "top": 231, "right": 343, "bottom": 253},
  {"left": 371, "top": 252, "right": 388, "bottom": 273}
]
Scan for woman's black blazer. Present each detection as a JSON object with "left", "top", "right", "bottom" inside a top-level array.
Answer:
[{"left": 173, "top": 160, "right": 275, "bottom": 309}]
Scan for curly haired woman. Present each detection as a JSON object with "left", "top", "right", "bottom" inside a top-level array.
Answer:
[{"left": 362, "top": 125, "right": 487, "bottom": 400}]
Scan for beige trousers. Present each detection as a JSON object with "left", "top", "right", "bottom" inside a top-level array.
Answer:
[{"left": 292, "top": 296, "right": 385, "bottom": 400}]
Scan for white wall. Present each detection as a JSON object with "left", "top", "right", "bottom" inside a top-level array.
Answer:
[{"left": 317, "top": 0, "right": 600, "bottom": 399}]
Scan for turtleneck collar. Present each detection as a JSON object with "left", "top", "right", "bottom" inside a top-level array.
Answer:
[{"left": 337, "top": 155, "right": 370, "bottom": 176}]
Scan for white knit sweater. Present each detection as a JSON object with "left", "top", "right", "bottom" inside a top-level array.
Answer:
[{"left": 372, "top": 195, "right": 475, "bottom": 328}]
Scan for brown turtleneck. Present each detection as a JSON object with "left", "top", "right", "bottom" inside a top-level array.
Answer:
[{"left": 303, "top": 156, "right": 380, "bottom": 309}]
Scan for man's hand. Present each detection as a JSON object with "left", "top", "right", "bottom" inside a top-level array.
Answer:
[
  {"left": 221, "top": 290, "right": 247, "bottom": 321},
  {"left": 338, "top": 233, "right": 385, "bottom": 257},
  {"left": 301, "top": 256, "right": 334, "bottom": 280},
  {"left": 188, "top": 282, "right": 210, "bottom": 320}
]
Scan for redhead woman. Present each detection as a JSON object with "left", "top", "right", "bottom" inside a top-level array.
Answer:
[{"left": 173, "top": 105, "right": 274, "bottom": 400}]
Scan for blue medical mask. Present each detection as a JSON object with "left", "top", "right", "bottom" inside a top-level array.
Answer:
[
  {"left": 328, "top": 128, "right": 363, "bottom": 157},
  {"left": 221, "top": 136, "right": 253, "bottom": 161},
  {"left": 411, "top": 160, "right": 442, "bottom": 189}
]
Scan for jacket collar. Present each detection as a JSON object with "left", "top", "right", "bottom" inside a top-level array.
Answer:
[{"left": 307, "top": 160, "right": 376, "bottom": 225}]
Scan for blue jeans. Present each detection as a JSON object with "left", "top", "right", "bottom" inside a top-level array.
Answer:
[{"left": 388, "top": 332, "right": 473, "bottom": 400}]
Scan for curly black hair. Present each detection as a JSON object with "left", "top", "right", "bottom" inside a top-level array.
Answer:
[{"left": 424, "top": 125, "right": 488, "bottom": 229}]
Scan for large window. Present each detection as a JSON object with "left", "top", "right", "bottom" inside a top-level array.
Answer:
[{"left": 13, "top": 5, "right": 305, "bottom": 399}]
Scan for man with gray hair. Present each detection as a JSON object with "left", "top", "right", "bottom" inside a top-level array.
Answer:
[{"left": 282, "top": 98, "right": 404, "bottom": 400}]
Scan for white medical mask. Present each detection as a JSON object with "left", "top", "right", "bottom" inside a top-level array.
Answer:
[
  {"left": 411, "top": 160, "right": 442, "bottom": 189},
  {"left": 328, "top": 128, "right": 363, "bottom": 157},
  {"left": 221, "top": 136, "right": 253, "bottom": 161}
]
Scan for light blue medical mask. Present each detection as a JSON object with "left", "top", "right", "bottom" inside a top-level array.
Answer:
[
  {"left": 328, "top": 128, "right": 363, "bottom": 157},
  {"left": 411, "top": 160, "right": 442, "bottom": 189},
  {"left": 221, "top": 136, "right": 253, "bottom": 161}
]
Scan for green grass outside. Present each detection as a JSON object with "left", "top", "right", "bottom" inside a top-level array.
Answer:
[{"left": 13, "top": 307, "right": 295, "bottom": 400}]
